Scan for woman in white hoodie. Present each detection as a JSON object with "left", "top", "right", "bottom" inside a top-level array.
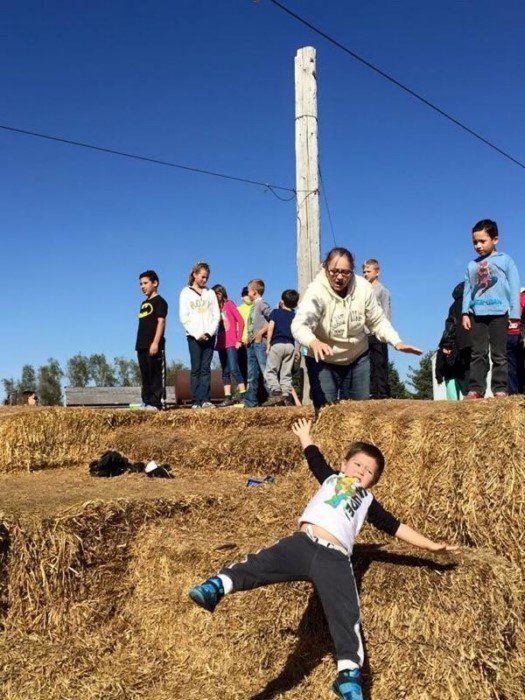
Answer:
[{"left": 291, "top": 247, "right": 421, "bottom": 409}]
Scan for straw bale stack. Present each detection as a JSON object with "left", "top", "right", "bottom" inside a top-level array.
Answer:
[
  {"left": 107, "top": 406, "right": 310, "bottom": 473},
  {"left": 1, "top": 474, "right": 523, "bottom": 699},
  {"left": 1, "top": 399, "right": 524, "bottom": 698}
]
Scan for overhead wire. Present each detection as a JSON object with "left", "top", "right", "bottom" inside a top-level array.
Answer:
[
  {"left": 318, "top": 165, "right": 337, "bottom": 247},
  {"left": 0, "top": 123, "right": 305, "bottom": 195},
  {"left": 268, "top": 0, "right": 525, "bottom": 170}
]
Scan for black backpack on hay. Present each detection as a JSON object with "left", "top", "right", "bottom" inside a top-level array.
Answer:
[
  {"left": 88, "top": 451, "right": 172, "bottom": 478},
  {"left": 89, "top": 451, "right": 134, "bottom": 478}
]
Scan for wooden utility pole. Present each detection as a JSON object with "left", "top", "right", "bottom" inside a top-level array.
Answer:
[
  {"left": 295, "top": 46, "right": 320, "bottom": 295},
  {"left": 295, "top": 47, "right": 320, "bottom": 406}
]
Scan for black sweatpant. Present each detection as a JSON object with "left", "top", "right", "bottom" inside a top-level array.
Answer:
[
  {"left": 368, "top": 334, "right": 390, "bottom": 399},
  {"left": 137, "top": 347, "right": 165, "bottom": 408},
  {"left": 469, "top": 314, "right": 508, "bottom": 394},
  {"left": 220, "top": 532, "right": 363, "bottom": 666}
]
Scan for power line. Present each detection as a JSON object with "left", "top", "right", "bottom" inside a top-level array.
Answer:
[
  {"left": 268, "top": 0, "right": 525, "bottom": 170},
  {"left": 0, "top": 123, "right": 301, "bottom": 194},
  {"left": 318, "top": 165, "right": 337, "bottom": 246}
]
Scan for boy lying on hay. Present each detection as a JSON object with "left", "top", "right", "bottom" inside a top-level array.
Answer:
[{"left": 189, "top": 418, "right": 457, "bottom": 700}]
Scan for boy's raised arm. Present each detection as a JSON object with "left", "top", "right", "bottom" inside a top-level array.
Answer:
[
  {"left": 395, "top": 523, "right": 457, "bottom": 552},
  {"left": 292, "top": 418, "right": 314, "bottom": 449},
  {"left": 292, "top": 419, "right": 335, "bottom": 484}
]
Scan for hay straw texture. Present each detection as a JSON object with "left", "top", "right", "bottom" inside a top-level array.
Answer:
[
  {"left": 0, "top": 399, "right": 524, "bottom": 698},
  {"left": 0, "top": 406, "right": 310, "bottom": 474}
]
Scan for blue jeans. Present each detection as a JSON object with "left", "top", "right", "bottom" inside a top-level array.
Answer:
[
  {"left": 187, "top": 336, "right": 215, "bottom": 405},
  {"left": 306, "top": 351, "right": 370, "bottom": 409},
  {"left": 218, "top": 346, "right": 244, "bottom": 386},
  {"left": 244, "top": 342, "right": 268, "bottom": 407},
  {"left": 507, "top": 334, "right": 525, "bottom": 394}
]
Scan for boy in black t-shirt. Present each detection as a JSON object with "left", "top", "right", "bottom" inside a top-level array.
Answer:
[{"left": 135, "top": 270, "right": 168, "bottom": 410}]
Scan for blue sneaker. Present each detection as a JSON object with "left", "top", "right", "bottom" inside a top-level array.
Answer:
[
  {"left": 189, "top": 576, "right": 224, "bottom": 612},
  {"left": 332, "top": 669, "right": 363, "bottom": 700}
]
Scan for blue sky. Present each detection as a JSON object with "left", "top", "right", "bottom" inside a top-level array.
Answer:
[{"left": 2, "top": 0, "right": 524, "bottom": 396}]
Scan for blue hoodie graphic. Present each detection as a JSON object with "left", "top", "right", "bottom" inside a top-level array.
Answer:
[{"left": 462, "top": 252, "right": 520, "bottom": 319}]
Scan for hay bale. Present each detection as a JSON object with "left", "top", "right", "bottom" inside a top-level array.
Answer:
[
  {"left": 0, "top": 408, "right": 143, "bottom": 473},
  {"left": 108, "top": 406, "right": 310, "bottom": 473},
  {"left": 1, "top": 399, "right": 524, "bottom": 698},
  {"left": 3, "top": 497, "right": 209, "bottom": 633},
  {"left": 314, "top": 398, "right": 525, "bottom": 570},
  {"left": 0, "top": 481, "right": 523, "bottom": 699},
  {"left": 0, "top": 406, "right": 311, "bottom": 474},
  {"left": 121, "top": 521, "right": 521, "bottom": 700}
]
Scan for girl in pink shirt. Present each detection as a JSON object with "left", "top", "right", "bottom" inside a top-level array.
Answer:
[{"left": 213, "top": 285, "right": 246, "bottom": 406}]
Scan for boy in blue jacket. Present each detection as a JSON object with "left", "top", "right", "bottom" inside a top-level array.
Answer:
[{"left": 462, "top": 219, "right": 520, "bottom": 398}]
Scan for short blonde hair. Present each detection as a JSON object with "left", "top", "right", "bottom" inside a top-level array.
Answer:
[
  {"left": 248, "top": 279, "right": 265, "bottom": 295},
  {"left": 363, "top": 259, "right": 380, "bottom": 270}
]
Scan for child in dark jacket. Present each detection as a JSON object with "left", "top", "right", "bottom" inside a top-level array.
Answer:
[{"left": 435, "top": 282, "right": 471, "bottom": 400}]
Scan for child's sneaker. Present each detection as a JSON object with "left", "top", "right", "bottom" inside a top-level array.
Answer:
[
  {"left": 332, "top": 669, "right": 363, "bottom": 700},
  {"left": 189, "top": 576, "right": 224, "bottom": 612},
  {"left": 262, "top": 391, "right": 286, "bottom": 407},
  {"left": 466, "top": 391, "right": 483, "bottom": 400},
  {"left": 219, "top": 396, "right": 235, "bottom": 407}
]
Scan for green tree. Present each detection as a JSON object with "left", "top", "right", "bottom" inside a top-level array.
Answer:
[
  {"left": 165, "top": 359, "right": 189, "bottom": 386},
  {"left": 67, "top": 353, "right": 91, "bottom": 387},
  {"left": 20, "top": 365, "right": 37, "bottom": 392},
  {"left": 387, "top": 361, "right": 411, "bottom": 398},
  {"left": 2, "top": 378, "right": 17, "bottom": 399},
  {"left": 407, "top": 350, "right": 434, "bottom": 399},
  {"left": 38, "top": 358, "right": 63, "bottom": 405},
  {"left": 113, "top": 356, "right": 141, "bottom": 386},
  {"left": 89, "top": 354, "right": 116, "bottom": 386}
]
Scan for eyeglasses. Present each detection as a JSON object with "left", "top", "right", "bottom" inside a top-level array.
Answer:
[{"left": 327, "top": 268, "right": 352, "bottom": 278}]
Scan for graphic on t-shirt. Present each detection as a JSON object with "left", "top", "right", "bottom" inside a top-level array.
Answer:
[
  {"left": 324, "top": 475, "right": 369, "bottom": 522},
  {"left": 138, "top": 302, "right": 153, "bottom": 318},
  {"left": 325, "top": 475, "right": 359, "bottom": 508},
  {"left": 472, "top": 260, "right": 497, "bottom": 300}
]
